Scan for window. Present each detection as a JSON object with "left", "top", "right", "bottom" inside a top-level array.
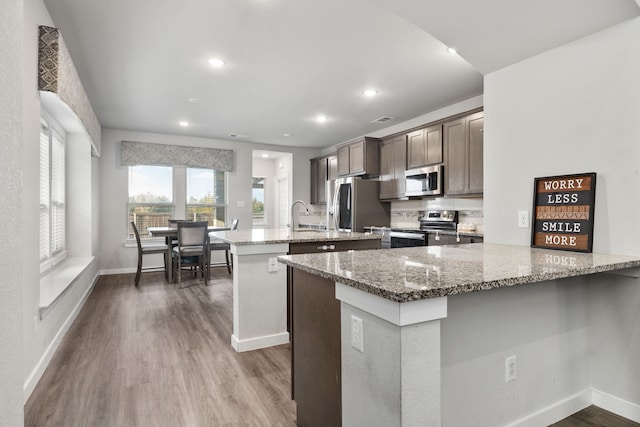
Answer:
[
  {"left": 252, "top": 177, "right": 266, "bottom": 225},
  {"left": 128, "top": 165, "right": 173, "bottom": 238},
  {"left": 40, "top": 118, "right": 65, "bottom": 263},
  {"left": 186, "top": 167, "right": 226, "bottom": 226}
]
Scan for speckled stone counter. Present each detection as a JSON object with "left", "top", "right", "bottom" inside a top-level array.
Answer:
[
  {"left": 282, "top": 243, "right": 640, "bottom": 426},
  {"left": 278, "top": 243, "right": 640, "bottom": 303},
  {"left": 211, "top": 228, "right": 380, "bottom": 245}
]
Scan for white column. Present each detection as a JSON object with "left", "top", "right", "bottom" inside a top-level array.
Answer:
[
  {"left": 230, "top": 243, "right": 290, "bottom": 352},
  {"left": 336, "top": 283, "right": 447, "bottom": 427}
]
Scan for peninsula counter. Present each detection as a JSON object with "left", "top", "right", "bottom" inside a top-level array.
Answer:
[{"left": 278, "top": 243, "right": 640, "bottom": 426}]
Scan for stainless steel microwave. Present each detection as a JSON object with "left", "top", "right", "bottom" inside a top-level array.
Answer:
[{"left": 405, "top": 164, "right": 443, "bottom": 197}]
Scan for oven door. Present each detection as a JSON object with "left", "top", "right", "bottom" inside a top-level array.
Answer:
[{"left": 390, "top": 231, "right": 427, "bottom": 248}]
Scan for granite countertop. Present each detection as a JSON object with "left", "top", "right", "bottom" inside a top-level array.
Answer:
[
  {"left": 278, "top": 243, "right": 640, "bottom": 302},
  {"left": 211, "top": 228, "right": 381, "bottom": 245}
]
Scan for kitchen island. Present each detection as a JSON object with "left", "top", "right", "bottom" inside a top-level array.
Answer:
[
  {"left": 210, "top": 228, "right": 381, "bottom": 352},
  {"left": 278, "top": 243, "right": 640, "bottom": 426}
]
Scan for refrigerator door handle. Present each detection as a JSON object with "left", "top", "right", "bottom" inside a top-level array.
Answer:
[{"left": 333, "top": 181, "right": 340, "bottom": 231}]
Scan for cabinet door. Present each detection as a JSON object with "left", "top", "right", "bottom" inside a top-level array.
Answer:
[
  {"left": 406, "top": 129, "right": 425, "bottom": 169},
  {"left": 349, "top": 140, "right": 365, "bottom": 175},
  {"left": 467, "top": 113, "right": 484, "bottom": 194},
  {"left": 393, "top": 135, "right": 407, "bottom": 198},
  {"left": 337, "top": 146, "right": 350, "bottom": 176},
  {"left": 444, "top": 117, "right": 466, "bottom": 195},
  {"left": 379, "top": 140, "right": 395, "bottom": 200},
  {"left": 310, "top": 158, "right": 319, "bottom": 204},
  {"left": 317, "top": 157, "right": 327, "bottom": 204},
  {"left": 327, "top": 155, "right": 338, "bottom": 181},
  {"left": 425, "top": 124, "right": 443, "bottom": 165}
]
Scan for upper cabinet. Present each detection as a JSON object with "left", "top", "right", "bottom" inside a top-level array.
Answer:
[
  {"left": 444, "top": 111, "right": 484, "bottom": 196},
  {"left": 406, "top": 124, "right": 442, "bottom": 169},
  {"left": 310, "top": 154, "right": 335, "bottom": 205},
  {"left": 379, "top": 135, "right": 407, "bottom": 200},
  {"left": 336, "top": 137, "right": 381, "bottom": 177}
]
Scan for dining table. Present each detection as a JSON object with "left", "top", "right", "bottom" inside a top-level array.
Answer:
[{"left": 148, "top": 226, "right": 230, "bottom": 283}]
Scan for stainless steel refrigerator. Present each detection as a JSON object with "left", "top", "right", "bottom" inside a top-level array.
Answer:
[{"left": 327, "top": 177, "right": 390, "bottom": 232}]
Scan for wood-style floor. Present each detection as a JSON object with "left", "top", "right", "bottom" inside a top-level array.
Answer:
[
  {"left": 24, "top": 269, "right": 639, "bottom": 427},
  {"left": 551, "top": 406, "right": 639, "bottom": 427},
  {"left": 24, "top": 270, "right": 296, "bottom": 427}
]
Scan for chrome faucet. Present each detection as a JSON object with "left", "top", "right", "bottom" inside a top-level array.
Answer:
[{"left": 290, "top": 200, "right": 311, "bottom": 230}]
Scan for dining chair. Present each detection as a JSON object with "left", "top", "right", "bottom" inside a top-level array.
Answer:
[
  {"left": 131, "top": 221, "right": 169, "bottom": 287},
  {"left": 209, "top": 219, "right": 239, "bottom": 274},
  {"left": 172, "top": 221, "right": 209, "bottom": 288}
]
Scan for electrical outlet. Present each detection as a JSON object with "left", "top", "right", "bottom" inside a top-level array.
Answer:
[
  {"left": 351, "top": 315, "right": 364, "bottom": 352},
  {"left": 268, "top": 257, "right": 278, "bottom": 273},
  {"left": 505, "top": 355, "right": 517, "bottom": 383},
  {"left": 518, "top": 211, "right": 529, "bottom": 228}
]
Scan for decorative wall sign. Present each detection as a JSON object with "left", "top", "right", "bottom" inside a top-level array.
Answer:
[{"left": 531, "top": 172, "right": 596, "bottom": 252}]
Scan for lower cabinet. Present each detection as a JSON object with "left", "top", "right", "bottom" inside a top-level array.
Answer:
[
  {"left": 288, "top": 239, "right": 380, "bottom": 427},
  {"left": 427, "top": 234, "right": 484, "bottom": 246}
]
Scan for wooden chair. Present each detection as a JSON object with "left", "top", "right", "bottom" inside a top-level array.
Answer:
[
  {"left": 209, "top": 219, "right": 239, "bottom": 274},
  {"left": 172, "top": 221, "right": 209, "bottom": 287},
  {"left": 131, "top": 221, "right": 169, "bottom": 287}
]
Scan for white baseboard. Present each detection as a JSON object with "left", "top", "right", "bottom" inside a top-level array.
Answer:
[
  {"left": 231, "top": 332, "right": 290, "bottom": 352},
  {"left": 23, "top": 271, "right": 100, "bottom": 403},
  {"left": 505, "top": 388, "right": 592, "bottom": 427},
  {"left": 100, "top": 267, "right": 136, "bottom": 275},
  {"left": 592, "top": 388, "right": 640, "bottom": 423}
]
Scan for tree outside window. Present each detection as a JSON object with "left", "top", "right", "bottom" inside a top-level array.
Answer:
[
  {"left": 186, "top": 167, "right": 226, "bottom": 226},
  {"left": 252, "top": 177, "right": 266, "bottom": 225},
  {"left": 128, "top": 165, "right": 173, "bottom": 238}
]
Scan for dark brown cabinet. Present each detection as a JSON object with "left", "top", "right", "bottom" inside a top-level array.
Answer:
[
  {"left": 427, "top": 234, "right": 484, "bottom": 246},
  {"left": 406, "top": 124, "right": 443, "bottom": 169},
  {"left": 310, "top": 155, "right": 336, "bottom": 205},
  {"left": 444, "top": 111, "right": 484, "bottom": 196},
  {"left": 336, "top": 137, "right": 381, "bottom": 177},
  {"left": 288, "top": 238, "right": 380, "bottom": 426},
  {"left": 379, "top": 135, "right": 407, "bottom": 200}
]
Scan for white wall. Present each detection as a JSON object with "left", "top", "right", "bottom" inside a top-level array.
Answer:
[
  {"left": 21, "top": 0, "right": 101, "bottom": 402},
  {"left": 99, "top": 129, "right": 319, "bottom": 272},
  {"left": 0, "top": 0, "right": 25, "bottom": 423},
  {"left": 480, "top": 16, "right": 640, "bottom": 421}
]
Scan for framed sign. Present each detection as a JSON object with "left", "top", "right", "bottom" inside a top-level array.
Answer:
[{"left": 531, "top": 172, "right": 596, "bottom": 252}]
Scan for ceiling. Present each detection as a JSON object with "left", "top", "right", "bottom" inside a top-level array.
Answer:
[{"left": 43, "top": 0, "right": 639, "bottom": 149}]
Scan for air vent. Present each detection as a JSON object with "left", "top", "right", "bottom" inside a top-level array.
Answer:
[{"left": 370, "top": 116, "right": 394, "bottom": 123}]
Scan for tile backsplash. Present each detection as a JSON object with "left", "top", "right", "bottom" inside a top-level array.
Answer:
[{"left": 390, "top": 197, "right": 484, "bottom": 233}]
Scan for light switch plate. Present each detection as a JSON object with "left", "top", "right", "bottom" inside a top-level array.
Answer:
[{"left": 268, "top": 257, "right": 278, "bottom": 273}]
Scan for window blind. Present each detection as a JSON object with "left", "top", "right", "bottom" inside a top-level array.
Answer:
[
  {"left": 51, "top": 130, "right": 65, "bottom": 254},
  {"left": 39, "top": 121, "right": 50, "bottom": 260}
]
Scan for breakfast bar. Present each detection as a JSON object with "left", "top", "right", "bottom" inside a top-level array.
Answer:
[
  {"left": 278, "top": 243, "right": 640, "bottom": 426},
  {"left": 210, "top": 228, "right": 381, "bottom": 352}
]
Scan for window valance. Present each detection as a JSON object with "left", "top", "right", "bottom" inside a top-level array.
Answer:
[{"left": 120, "top": 141, "right": 233, "bottom": 172}]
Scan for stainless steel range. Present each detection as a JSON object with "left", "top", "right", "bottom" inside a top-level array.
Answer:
[{"left": 388, "top": 210, "right": 459, "bottom": 248}]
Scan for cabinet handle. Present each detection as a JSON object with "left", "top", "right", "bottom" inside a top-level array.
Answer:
[{"left": 317, "top": 244, "right": 336, "bottom": 251}]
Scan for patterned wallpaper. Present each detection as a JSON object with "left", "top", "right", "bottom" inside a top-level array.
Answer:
[
  {"left": 38, "top": 26, "right": 102, "bottom": 157},
  {"left": 120, "top": 141, "right": 234, "bottom": 172}
]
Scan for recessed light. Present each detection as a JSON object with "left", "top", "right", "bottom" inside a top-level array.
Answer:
[
  {"left": 316, "top": 115, "right": 328, "bottom": 123},
  {"left": 208, "top": 58, "right": 225, "bottom": 67},
  {"left": 261, "top": 153, "right": 269, "bottom": 158},
  {"left": 283, "top": 133, "right": 291, "bottom": 137},
  {"left": 188, "top": 98, "right": 203, "bottom": 103},
  {"left": 363, "top": 89, "right": 378, "bottom": 97},
  {"left": 179, "top": 121, "right": 189, "bottom": 127},
  {"left": 447, "top": 47, "right": 457, "bottom": 54}
]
